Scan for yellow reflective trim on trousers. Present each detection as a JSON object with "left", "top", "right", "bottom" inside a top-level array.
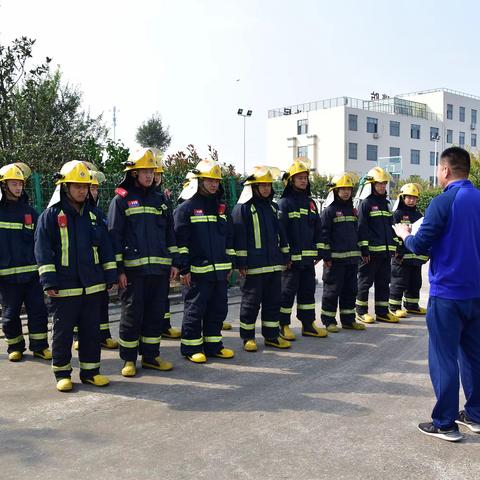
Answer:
[
  {"left": 332, "top": 216, "right": 357, "bottom": 223},
  {"left": 178, "top": 246, "right": 189, "bottom": 254},
  {"left": 331, "top": 251, "right": 361, "bottom": 259},
  {"left": 297, "top": 304, "right": 315, "bottom": 310},
  {"left": 6, "top": 334, "right": 24, "bottom": 345},
  {"left": 321, "top": 309, "right": 336, "bottom": 317},
  {"left": 181, "top": 338, "right": 204, "bottom": 346},
  {"left": 85, "top": 283, "right": 106, "bottom": 295},
  {"left": 375, "top": 301, "right": 389, "bottom": 306},
  {"left": 140, "top": 336, "right": 161, "bottom": 344},
  {"left": 317, "top": 243, "right": 330, "bottom": 250},
  {"left": 79, "top": 362, "right": 101, "bottom": 370},
  {"left": 124, "top": 256, "right": 173, "bottom": 267},
  {"left": 39, "top": 264, "right": 56, "bottom": 275},
  {"left": 0, "top": 264, "right": 38, "bottom": 276},
  {"left": 119, "top": 338, "right": 140, "bottom": 348},
  {"left": 339, "top": 309, "right": 355, "bottom": 314},
  {"left": 115, "top": 253, "right": 123, "bottom": 262},
  {"left": 403, "top": 254, "right": 429, "bottom": 261},
  {"left": 102, "top": 262, "right": 116, "bottom": 270},
  {"left": 92, "top": 246, "right": 99, "bottom": 264},
  {"left": 59, "top": 212, "right": 69, "bottom": 267},
  {"left": 302, "top": 250, "right": 317, "bottom": 257},
  {"left": 236, "top": 250, "right": 247, "bottom": 257},
  {"left": 168, "top": 246, "right": 179, "bottom": 254},
  {"left": 250, "top": 205, "right": 261, "bottom": 249},
  {"left": 226, "top": 249, "right": 236, "bottom": 256},
  {"left": 100, "top": 323, "right": 110, "bottom": 330},
  {"left": 190, "top": 215, "right": 218, "bottom": 223},
  {"left": 356, "top": 300, "right": 368, "bottom": 306},
  {"left": 280, "top": 246, "right": 290, "bottom": 253},
  {"left": 280, "top": 307, "right": 292, "bottom": 314},
  {"left": 204, "top": 336, "right": 222, "bottom": 343},
  {"left": 389, "top": 299, "right": 402, "bottom": 305},
  {"left": 0, "top": 221, "right": 23, "bottom": 230},
  {"left": 240, "top": 322, "right": 255, "bottom": 330},
  {"left": 29, "top": 332, "right": 48, "bottom": 340},
  {"left": 403, "top": 296, "right": 419, "bottom": 303},
  {"left": 125, "top": 206, "right": 162, "bottom": 216},
  {"left": 52, "top": 363, "right": 71, "bottom": 372},
  {"left": 247, "top": 265, "right": 284, "bottom": 275},
  {"left": 262, "top": 321, "right": 279, "bottom": 328}
]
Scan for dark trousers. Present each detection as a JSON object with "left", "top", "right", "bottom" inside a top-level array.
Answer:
[
  {"left": 321, "top": 262, "right": 358, "bottom": 326},
  {"left": 239, "top": 271, "right": 281, "bottom": 340},
  {"left": 50, "top": 292, "right": 102, "bottom": 380},
  {"left": 0, "top": 279, "right": 49, "bottom": 353},
  {"left": 161, "top": 298, "right": 172, "bottom": 333},
  {"left": 119, "top": 273, "right": 169, "bottom": 362},
  {"left": 427, "top": 297, "right": 480, "bottom": 429},
  {"left": 280, "top": 264, "right": 316, "bottom": 326},
  {"left": 181, "top": 278, "right": 227, "bottom": 356},
  {"left": 389, "top": 261, "right": 422, "bottom": 311},
  {"left": 74, "top": 289, "right": 112, "bottom": 342},
  {"left": 356, "top": 255, "right": 391, "bottom": 316}
]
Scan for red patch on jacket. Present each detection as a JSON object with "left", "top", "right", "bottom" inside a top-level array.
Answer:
[
  {"left": 310, "top": 201, "right": 316, "bottom": 211},
  {"left": 57, "top": 213, "right": 67, "bottom": 228},
  {"left": 193, "top": 209, "right": 204, "bottom": 215},
  {"left": 218, "top": 204, "right": 226, "bottom": 215},
  {"left": 24, "top": 214, "right": 33, "bottom": 225},
  {"left": 115, "top": 187, "right": 128, "bottom": 198}
]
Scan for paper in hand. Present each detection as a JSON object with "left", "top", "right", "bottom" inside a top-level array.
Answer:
[{"left": 411, "top": 217, "right": 424, "bottom": 235}]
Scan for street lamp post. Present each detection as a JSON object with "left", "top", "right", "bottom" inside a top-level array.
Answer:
[
  {"left": 237, "top": 108, "right": 253, "bottom": 175},
  {"left": 431, "top": 132, "right": 440, "bottom": 187}
]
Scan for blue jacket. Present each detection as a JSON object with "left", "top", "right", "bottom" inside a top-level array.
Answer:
[
  {"left": 404, "top": 179, "right": 480, "bottom": 300},
  {"left": 232, "top": 196, "right": 289, "bottom": 274},
  {"left": 35, "top": 195, "right": 117, "bottom": 295},
  {"left": 0, "top": 196, "right": 40, "bottom": 284}
]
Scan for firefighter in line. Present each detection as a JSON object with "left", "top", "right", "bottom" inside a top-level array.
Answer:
[
  {"left": 278, "top": 158, "right": 327, "bottom": 340},
  {"left": 232, "top": 166, "right": 292, "bottom": 351},
  {"left": 108, "top": 148, "right": 178, "bottom": 377},
  {"left": 319, "top": 173, "right": 365, "bottom": 332},
  {"left": 355, "top": 167, "right": 399, "bottom": 324},
  {"left": 35, "top": 161, "right": 117, "bottom": 392},
  {"left": 388, "top": 183, "right": 428, "bottom": 317},
  {"left": 0, "top": 163, "right": 51, "bottom": 362},
  {"left": 174, "top": 160, "right": 235, "bottom": 363}
]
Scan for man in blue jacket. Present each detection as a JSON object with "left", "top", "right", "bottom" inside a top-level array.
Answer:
[{"left": 394, "top": 147, "right": 480, "bottom": 442}]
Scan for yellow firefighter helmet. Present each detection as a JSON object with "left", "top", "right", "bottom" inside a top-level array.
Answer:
[
  {"left": 191, "top": 159, "right": 222, "bottom": 180},
  {"left": 328, "top": 172, "right": 359, "bottom": 192},
  {"left": 54, "top": 161, "right": 92, "bottom": 185},
  {"left": 244, "top": 166, "right": 281, "bottom": 185},
  {"left": 399, "top": 183, "right": 421, "bottom": 197},
  {"left": 0, "top": 163, "right": 31, "bottom": 182},
  {"left": 90, "top": 170, "right": 106, "bottom": 186},
  {"left": 283, "top": 157, "right": 310, "bottom": 182},
  {"left": 365, "top": 166, "right": 392, "bottom": 183},
  {"left": 123, "top": 147, "right": 161, "bottom": 172}
]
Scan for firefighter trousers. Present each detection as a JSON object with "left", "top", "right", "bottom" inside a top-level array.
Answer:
[
  {"left": 356, "top": 255, "right": 391, "bottom": 317},
  {"left": 321, "top": 262, "right": 358, "bottom": 326},
  {"left": 119, "top": 273, "right": 169, "bottom": 362},
  {"left": 73, "top": 289, "right": 112, "bottom": 342},
  {"left": 389, "top": 261, "right": 422, "bottom": 311},
  {"left": 239, "top": 271, "right": 281, "bottom": 340},
  {"left": 181, "top": 278, "right": 227, "bottom": 357},
  {"left": 50, "top": 292, "right": 102, "bottom": 380},
  {"left": 0, "top": 278, "right": 49, "bottom": 354},
  {"left": 161, "top": 298, "right": 172, "bottom": 334},
  {"left": 280, "top": 264, "right": 316, "bottom": 327}
]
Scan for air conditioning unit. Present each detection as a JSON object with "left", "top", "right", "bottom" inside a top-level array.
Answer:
[
  {"left": 373, "top": 132, "right": 379, "bottom": 139},
  {"left": 471, "top": 123, "right": 476, "bottom": 130}
]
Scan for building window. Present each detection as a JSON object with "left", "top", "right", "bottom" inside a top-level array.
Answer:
[
  {"left": 366, "top": 117, "right": 378, "bottom": 133},
  {"left": 410, "top": 124, "right": 420, "bottom": 139},
  {"left": 430, "top": 151, "right": 438, "bottom": 166},
  {"left": 297, "top": 119, "right": 308, "bottom": 135},
  {"left": 410, "top": 149, "right": 420, "bottom": 165},
  {"left": 348, "top": 114, "right": 358, "bottom": 131},
  {"left": 472, "top": 109, "right": 477, "bottom": 126},
  {"left": 447, "top": 129, "right": 453, "bottom": 143},
  {"left": 472, "top": 133, "right": 477, "bottom": 147},
  {"left": 390, "top": 121, "right": 400, "bottom": 137},
  {"left": 430, "top": 126, "right": 439, "bottom": 140},
  {"left": 429, "top": 176, "right": 435, "bottom": 186},
  {"left": 459, "top": 131, "right": 465, "bottom": 146},
  {"left": 447, "top": 104, "right": 453, "bottom": 120},
  {"left": 297, "top": 146, "right": 308, "bottom": 158},
  {"left": 389, "top": 147, "right": 400, "bottom": 158},
  {"left": 459, "top": 106, "right": 465, "bottom": 122},
  {"left": 366, "top": 144, "right": 378, "bottom": 161},
  {"left": 348, "top": 142, "right": 358, "bottom": 160}
]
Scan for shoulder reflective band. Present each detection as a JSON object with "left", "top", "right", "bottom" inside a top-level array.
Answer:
[
  {"left": 332, "top": 216, "right": 357, "bottom": 223},
  {"left": 331, "top": 251, "right": 361, "bottom": 259},
  {"left": 181, "top": 338, "right": 204, "bottom": 346},
  {"left": 125, "top": 206, "right": 162, "bottom": 216},
  {"left": 92, "top": 246, "right": 99, "bottom": 264},
  {"left": 5, "top": 334, "right": 23, "bottom": 345},
  {"left": 124, "top": 256, "right": 173, "bottom": 267},
  {"left": 140, "top": 336, "right": 161, "bottom": 344},
  {"left": 250, "top": 204, "right": 261, "bottom": 248},
  {"left": 369, "top": 211, "right": 392, "bottom": 217},
  {"left": 52, "top": 363, "right": 72, "bottom": 372},
  {"left": 236, "top": 250, "right": 247, "bottom": 257},
  {"left": 321, "top": 309, "right": 337, "bottom": 317},
  {"left": 79, "top": 362, "right": 101, "bottom": 370},
  {"left": 316, "top": 243, "right": 330, "bottom": 250},
  {"left": 190, "top": 215, "right": 217, "bottom": 223},
  {"left": 59, "top": 210, "right": 69, "bottom": 267},
  {"left": 203, "top": 336, "right": 222, "bottom": 343},
  {"left": 247, "top": 265, "right": 284, "bottom": 275},
  {"left": 102, "top": 262, "right": 116, "bottom": 271},
  {"left": 0, "top": 264, "right": 38, "bottom": 276},
  {"left": 240, "top": 322, "right": 255, "bottom": 330},
  {"left": 261, "top": 321, "right": 279, "bottom": 328},
  {"left": 39, "top": 264, "right": 56, "bottom": 275},
  {"left": 119, "top": 338, "right": 140, "bottom": 348},
  {"left": 0, "top": 221, "right": 23, "bottom": 229},
  {"left": 178, "top": 246, "right": 189, "bottom": 254},
  {"left": 297, "top": 303, "right": 315, "bottom": 310}
]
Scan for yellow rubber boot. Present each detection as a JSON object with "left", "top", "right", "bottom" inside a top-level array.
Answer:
[
  {"left": 186, "top": 352, "right": 207, "bottom": 364},
  {"left": 81, "top": 374, "right": 110, "bottom": 387},
  {"left": 214, "top": 348, "right": 235, "bottom": 359},
  {"left": 142, "top": 356, "right": 173, "bottom": 371},
  {"left": 302, "top": 322, "right": 328, "bottom": 338},
  {"left": 162, "top": 327, "right": 181, "bottom": 339},
  {"left": 121, "top": 361, "right": 137, "bottom": 377},
  {"left": 376, "top": 312, "right": 399, "bottom": 323},
  {"left": 33, "top": 348, "right": 52, "bottom": 360},
  {"left": 73, "top": 340, "right": 79, "bottom": 351},
  {"left": 406, "top": 306, "right": 427, "bottom": 315},
  {"left": 326, "top": 324, "right": 340, "bottom": 333},
  {"left": 222, "top": 322, "right": 233, "bottom": 331},
  {"left": 243, "top": 339, "right": 258, "bottom": 352},
  {"left": 356, "top": 313, "right": 375, "bottom": 324},
  {"left": 56, "top": 378, "right": 73, "bottom": 392},
  {"left": 8, "top": 351, "right": 23, "bottom": 362},
  {"left": 342, "top": 322, "right": 366, "bottom": 330},
  {"left": 265, "top": 337, "right": 291, "bottom": 349},
  {"left": 392, "top": 309, "right": 408, "bottom": 319},
  {"left": 101, "top": 338, "right": 119, "bottom": 349},
  {"left": 280, "top": 325, "right": 296, "bottom": 341}
]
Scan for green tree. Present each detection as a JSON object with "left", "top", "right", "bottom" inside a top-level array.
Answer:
[
  {"left": 309, "top": 173, "right": 332, "bottom": 198},
  {"left": 135, "top": 113, "right": 171, "bottom": 151}
]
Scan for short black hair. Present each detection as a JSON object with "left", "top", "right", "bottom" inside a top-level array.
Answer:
[{"left": 440, "top": 147, "right": 470, "bottom": 177}]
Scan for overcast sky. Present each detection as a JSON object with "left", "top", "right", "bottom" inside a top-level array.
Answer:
[{"left": 1, "top": 0, "right": 479, "bottom": 171}]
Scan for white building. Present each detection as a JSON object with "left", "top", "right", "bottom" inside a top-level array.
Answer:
[{"left": 266, "top": 88, "right": 480, "bottom": 183}]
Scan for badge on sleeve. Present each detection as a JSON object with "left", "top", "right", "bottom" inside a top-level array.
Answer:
[
  {"left": 218, "top": 204, "right": 226, "bottom": 215},
  {"left": 193, "top": 209, "right": 204, "bottom": 215},
  {"left": 127, "top": 200, "right": 140, "bottom": 208}
]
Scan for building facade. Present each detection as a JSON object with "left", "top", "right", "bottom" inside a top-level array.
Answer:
[{"left": 267, "top": 88, "right": 480, "bottom": 183}]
